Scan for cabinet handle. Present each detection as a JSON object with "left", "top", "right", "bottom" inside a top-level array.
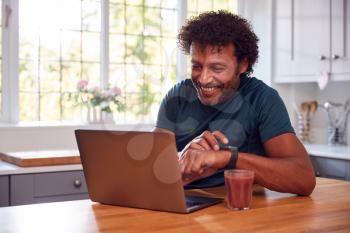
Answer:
[
  {"left": 320, "top": 55, "right": 327, "bottom": 60},
  {"left": 73, "top": 179, "right": 82, "bottom": 188},
  {"left": 332, "top": 54, "right": 340, "bottom": 60}
]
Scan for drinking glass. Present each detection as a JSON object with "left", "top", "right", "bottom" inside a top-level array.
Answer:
[{"left": 224, "top": 169, "right": 254, "bottom": 210}]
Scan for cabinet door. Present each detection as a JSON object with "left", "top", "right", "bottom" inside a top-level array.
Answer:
[
  {"left": 310, "top": 156, "right": 327, "bottom": 177},
  {"left": 274, "top": 0, "right": 330, "bottom": 82},
  {"left": 331, "top": 0, "right": 350, "bottom": 80},
  {"left": 0, "top": 176, "right": 10, "bottom": 207},
  {"left": 10, "top": 171, "right": 88, "bottom": 206},
  {"left": 310, "top": 156, "right": 349, "bottom": 180},
  {"left": 324, "top": 158, "right": 348, "bottom": 180}
]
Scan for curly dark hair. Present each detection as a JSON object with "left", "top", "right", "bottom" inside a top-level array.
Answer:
[{"left": 178, "top": 10, "right": 259, "bottom": 76}]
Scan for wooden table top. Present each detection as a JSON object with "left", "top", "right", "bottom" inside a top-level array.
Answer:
[{"left": 0, "top": 177, "right": 349, "bottom": 233}]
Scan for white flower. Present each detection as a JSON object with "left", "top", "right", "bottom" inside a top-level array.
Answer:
[{"left": 100, "top": 101, "right": 109, "bottom": 109}]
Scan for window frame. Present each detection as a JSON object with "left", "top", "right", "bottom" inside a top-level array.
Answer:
[
  {"left": 1, "top": 0, "right": 19, "bottom": 123},
  {"left": 0, "top": 0, "right": 238, "bottom": 124}
]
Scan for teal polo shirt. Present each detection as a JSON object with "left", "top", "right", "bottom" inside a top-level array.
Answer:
[{"left": 156, "top": 75, "right": 294, "bottom": 188}]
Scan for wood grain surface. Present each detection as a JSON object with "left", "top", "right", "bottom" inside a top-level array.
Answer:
[
  {"left": 0, "top": 178, "right": 349, "bottom": 233},
  {"left": 0, "top": 150, "right": 80, "bottom": 167},
  {"left": 1, "top": 177, "right": 350, "bottom": 232}
]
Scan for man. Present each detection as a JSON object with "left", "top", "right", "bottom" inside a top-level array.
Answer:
[{"left": 154, "top": 11, "right": 315, "bottom": 196}]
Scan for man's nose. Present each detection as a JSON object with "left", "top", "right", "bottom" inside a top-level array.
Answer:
[{"left": 198, "top": 68, "right": 213, "bottom": 85}]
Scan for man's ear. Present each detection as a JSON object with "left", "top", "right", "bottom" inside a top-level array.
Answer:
[{"left": 238, "top": 58, "right": 249, "bottom": 74}]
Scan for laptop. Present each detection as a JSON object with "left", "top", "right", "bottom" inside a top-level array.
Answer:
[{"left": 75, "top": 129, "right": 222, "bottom": 213}]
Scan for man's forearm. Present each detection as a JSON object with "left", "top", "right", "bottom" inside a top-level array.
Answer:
[{"left": 236, "top": 152, "right": 316, "bottom": 196}]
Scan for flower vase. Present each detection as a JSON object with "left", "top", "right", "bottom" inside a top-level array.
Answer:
[
  {"left": 85, "top": 106, "right": 91, "bottom": 124},
  {"left": 101, "top": 111, "right": 114, "bottom": 124},
  {"left": 86, "top": 106, "right": 102, "bottom": 124}
]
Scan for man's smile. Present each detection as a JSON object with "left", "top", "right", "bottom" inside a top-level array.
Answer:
[{"left": 196, "top": 83, "right": 224, "bottom": 94}]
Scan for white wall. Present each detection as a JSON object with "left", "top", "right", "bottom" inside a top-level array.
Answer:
[
  {"left": 239, "top": 0, "right": 273, "bottom": 86},
  {"left": 0, "top": 125, "right": 78, "bottom": 152},
  {"left": 0, "top": 124, "right": 154, "bottom": 152}
]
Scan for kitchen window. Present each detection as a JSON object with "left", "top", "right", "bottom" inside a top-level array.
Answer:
[
  {"left": 0, "top": 0, "right": 237, "bottom": 124},
  {"left": 19, "top": 0, "right": 102, "bottom": 122}
]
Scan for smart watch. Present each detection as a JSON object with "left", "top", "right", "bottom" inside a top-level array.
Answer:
[{"left": 220, "top": 145, "right": 238, "bottom": 169}]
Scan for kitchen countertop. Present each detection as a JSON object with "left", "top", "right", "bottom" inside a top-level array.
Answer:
[
  {"left": 304, "top": 144, "right": 350, "bottom": 160},
  {"left": 1, "top": 144, "right": 349, "bottom": 176},
  {"left": 0, "top": 160, "right": 83, "bottom": 176}
]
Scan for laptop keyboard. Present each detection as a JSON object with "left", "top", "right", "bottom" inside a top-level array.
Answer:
[
  {"left": 185, "top": 199, "right": 204, "bottom": 207},
  {"left": 184, "top": 196, "right": 223, "bottom": 212}
]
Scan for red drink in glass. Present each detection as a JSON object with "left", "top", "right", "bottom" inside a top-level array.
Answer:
[{"left": 224, "top": 169, "right": 254, "bottom": 210}]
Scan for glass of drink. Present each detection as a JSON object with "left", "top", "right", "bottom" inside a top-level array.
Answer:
[{"left": 224, "top": 169, "right": 254, "bottom": 210}]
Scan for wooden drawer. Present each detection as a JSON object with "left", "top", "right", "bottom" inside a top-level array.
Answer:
[
  {"left": 0, "top": 175, "right": 10, "bottom": 207},
  {"left": 11, "top": 171, "right": 89, "bottom": 206}
]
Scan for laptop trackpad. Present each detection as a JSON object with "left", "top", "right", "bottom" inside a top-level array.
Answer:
[{"left": 185, "top": 195, "right": 223, "bottom": 212}]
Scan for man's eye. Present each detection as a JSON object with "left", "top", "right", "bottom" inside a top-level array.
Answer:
[
  {"left": 212, "top": 67, "right": 224, "bottom": 73},
  {"left": 192, "top": 65, "right": 201, "bottom": 70}
]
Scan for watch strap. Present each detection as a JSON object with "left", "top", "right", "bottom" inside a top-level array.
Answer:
[{"left": 220, "top": 145, "right": 238, "bottom": 169}]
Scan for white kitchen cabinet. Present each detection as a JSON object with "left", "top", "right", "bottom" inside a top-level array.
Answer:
[{"left": 273, "top": 0, "right": 350, "bottom": 83}]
